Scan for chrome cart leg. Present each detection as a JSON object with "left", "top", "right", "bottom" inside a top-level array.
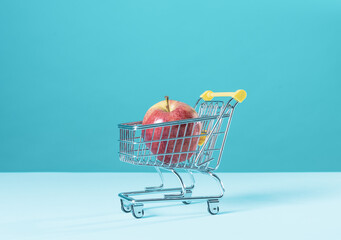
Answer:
[
  {"left": 120, "top": 199, "right": 132, "bottom": 213},
  {"left": 207, "top": 199, "right": 219, "bottom": 215},
  {"left": 176, "top": 170, "right": 195, "bottom": 204},
  {"left": 181, "top": 170, "right": 195, "bottom": 204},
  {"left": 164, "top": 169, "right": 186, "bottom": 198},
  {"left": 204, "top": 171, "right": 225, "bottom": 197},
  {"left": 203, "top": 171, "right": 224, "bottom": 215},
  {"left": 185, "top": 170, "right": 195, "bottom": 190},
  {"left": 145, "top": 167, "right": 164, "bottom": 191},
  {"left": 131, "top": 203, "right": 144, "bottom": 219}
]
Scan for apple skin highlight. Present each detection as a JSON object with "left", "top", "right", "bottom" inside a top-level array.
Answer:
[{"left": 142, "top": 99, "right": 202, "bottom": 164}]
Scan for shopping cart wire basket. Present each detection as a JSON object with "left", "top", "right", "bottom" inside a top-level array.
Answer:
[{"left": 118, "top": 90, "right": 247, "bottom": 218}]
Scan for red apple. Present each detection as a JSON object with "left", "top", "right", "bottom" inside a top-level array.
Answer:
[{"left": 142, "top": 96, "right": 202, "bottom": 164}]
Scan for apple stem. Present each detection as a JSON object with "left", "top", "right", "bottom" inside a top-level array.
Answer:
[{"left": 165, "top": 96, "right": 170, "bottom": 112}]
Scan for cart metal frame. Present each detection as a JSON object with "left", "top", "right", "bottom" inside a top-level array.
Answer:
[{"left": 117, "top": 90, "right": 246, "bottom": 218}]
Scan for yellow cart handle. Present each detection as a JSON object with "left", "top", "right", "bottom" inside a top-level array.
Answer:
[{"left": 200, "top": 89, "right": 247, "bottom": 103}]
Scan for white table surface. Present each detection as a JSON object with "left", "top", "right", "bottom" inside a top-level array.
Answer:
[{"left": 0, "top": 172, "right": 340, "bottom": 240}]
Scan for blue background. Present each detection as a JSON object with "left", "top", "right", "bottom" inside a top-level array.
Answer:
[{"left": 0, "top": 0, "right": 340, "bottom": 172}]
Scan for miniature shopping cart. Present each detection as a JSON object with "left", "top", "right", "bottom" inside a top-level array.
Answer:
[{"left": 118, "top": 90, "right": 247, "bottom": 218}]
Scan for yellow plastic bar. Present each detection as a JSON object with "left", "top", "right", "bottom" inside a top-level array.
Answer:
[{"left": 200, "top": 89, "right": 247, "bottom": 102}]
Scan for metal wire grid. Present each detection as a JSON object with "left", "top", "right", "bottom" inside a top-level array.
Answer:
[{"left": 118, "top": 100, "right": 235, "bottom": 171}]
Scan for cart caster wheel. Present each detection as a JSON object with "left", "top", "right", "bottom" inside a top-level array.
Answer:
[
  {"left": 207, "top": 199, "right": 220, "bottom": 215},
  {"left": 131, "top": 204, "right": 144, "bottom": 219},
  {"left": 120, "top": 199, "right": 131, "bottom": 213},
  {"left": 182, "top": 200, "right": 191, "bottom": 205}
]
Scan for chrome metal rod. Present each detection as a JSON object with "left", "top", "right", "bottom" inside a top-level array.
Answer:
[
  {"left": 185, "top": 170, "right": 195, "bottom": 189},
  {"left": 120, "top": 187, "right": 188, "bottom": 196},
  {"left": 164, "top": 169, "right": 186, "bottom": 198},
  {"left": 204, "top": 171, "right": 225, "bottom": 197},
  {"left": 120, "top": 195, "right": 223, "bottom": 203}
]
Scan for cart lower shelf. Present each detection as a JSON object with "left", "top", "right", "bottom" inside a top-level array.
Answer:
[{"left": 118, "top": 168, "right": 225, "bottom": 218}]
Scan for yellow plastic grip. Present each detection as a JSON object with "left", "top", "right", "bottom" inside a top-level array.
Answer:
[{"left": 200, "top": 89, "right": 247, "bottom": 102}]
